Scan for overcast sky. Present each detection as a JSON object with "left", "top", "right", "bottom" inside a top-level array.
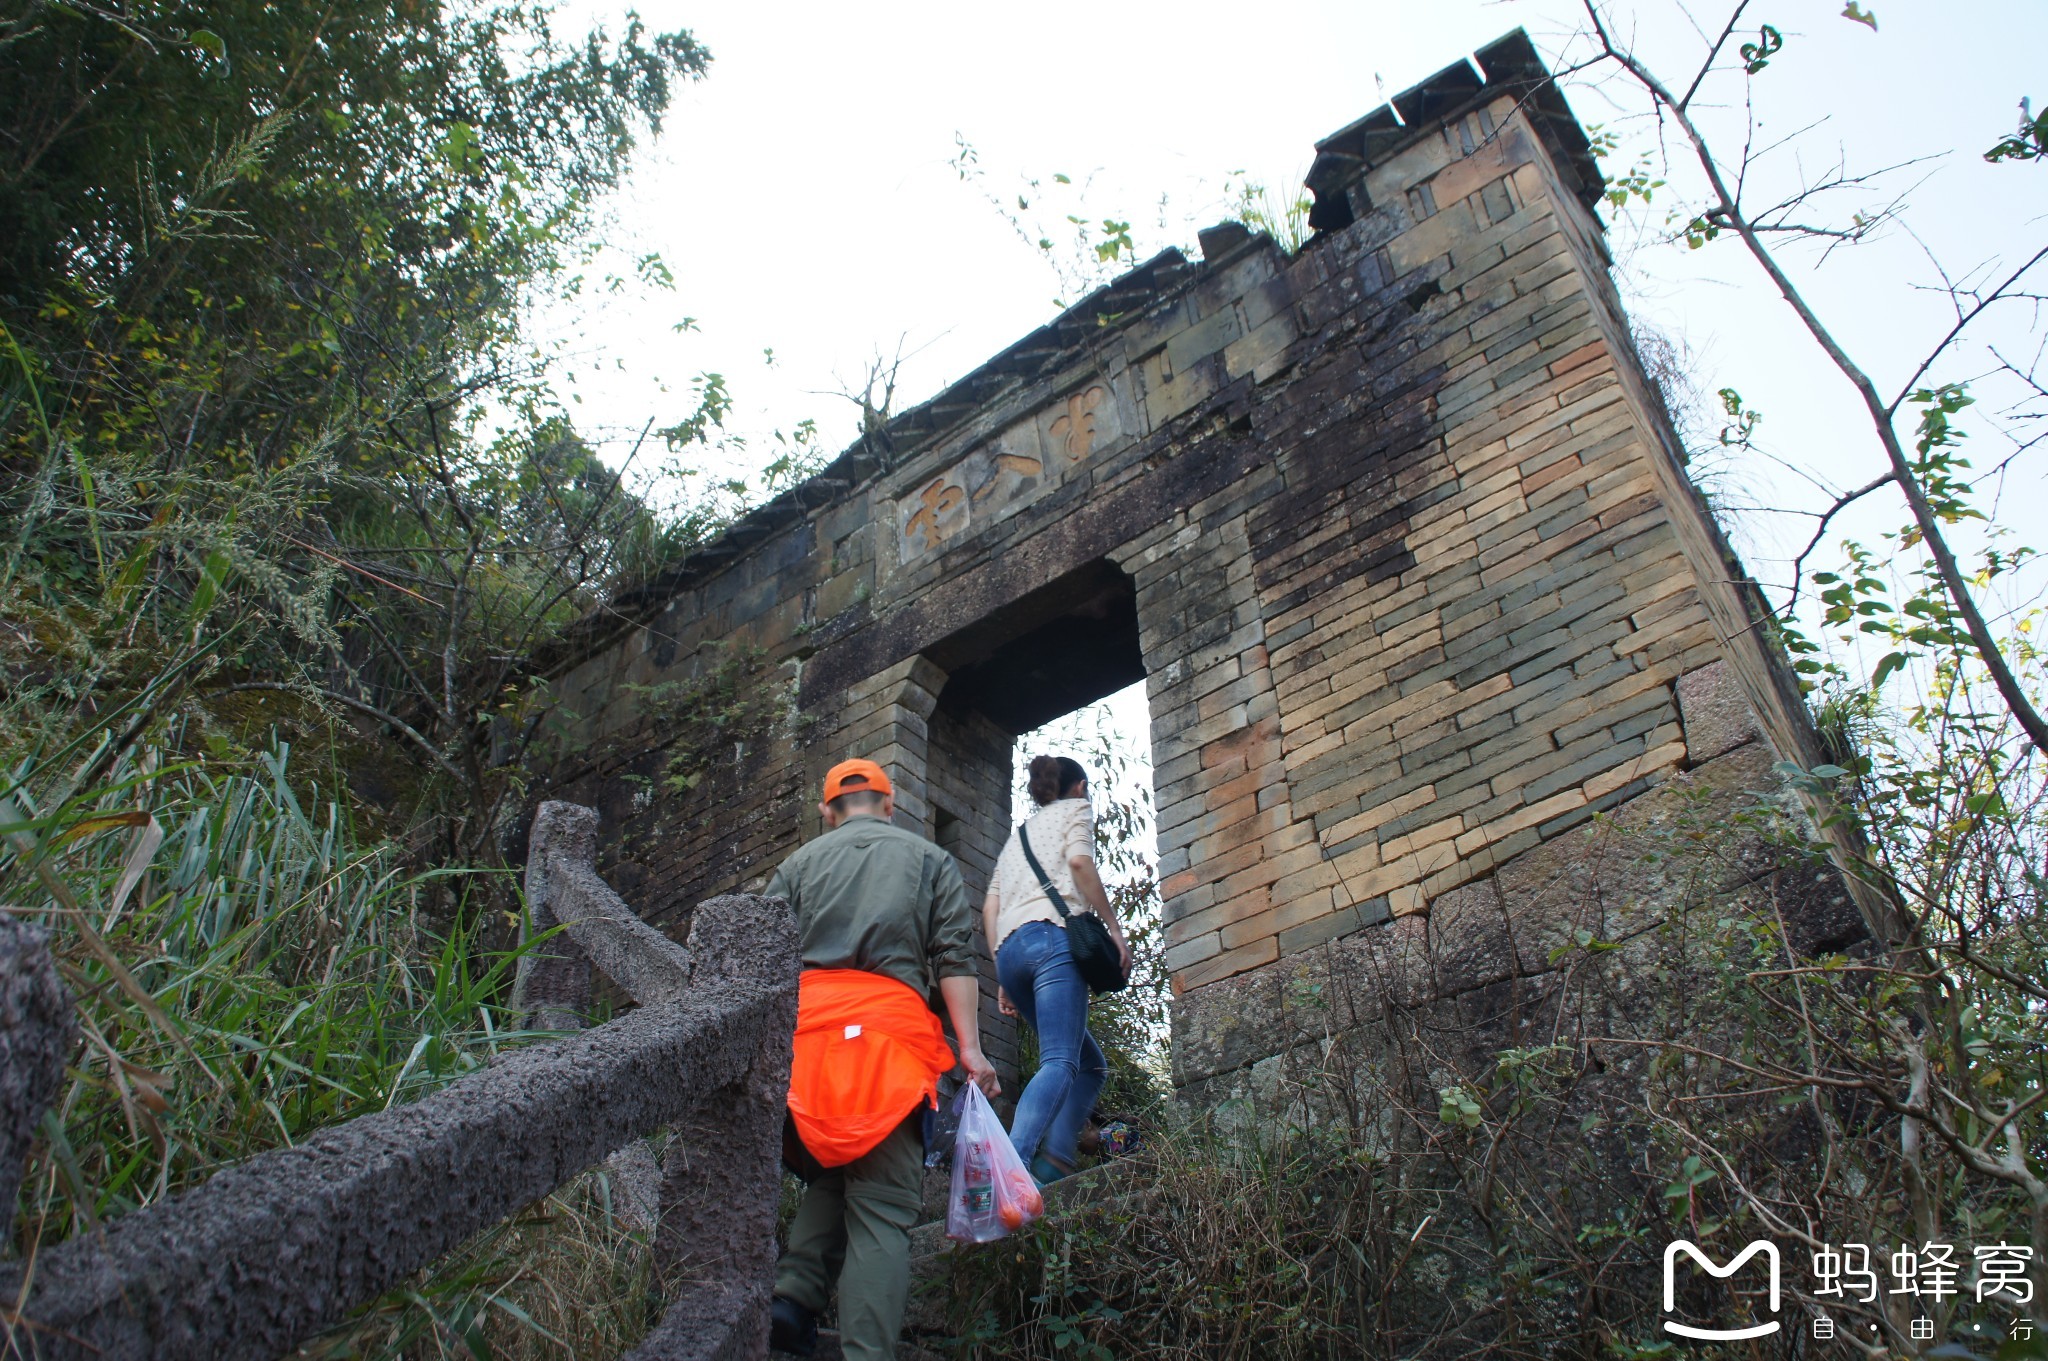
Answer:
[
  {"left": 537, "top": 0, "right": 2046, "bottom": 790},
  {"left": 546, "top": 0, "right": 2043, "bottom": 581}
]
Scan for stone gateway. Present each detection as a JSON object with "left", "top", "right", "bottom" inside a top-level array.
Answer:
[{"left": 542, "top": 31, "right": 1864, "bottom": 1103}]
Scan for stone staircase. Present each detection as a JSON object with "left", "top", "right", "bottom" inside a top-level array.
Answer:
[{"left": 778, "top": 1163, "right": 1131, "bottom": 1360}]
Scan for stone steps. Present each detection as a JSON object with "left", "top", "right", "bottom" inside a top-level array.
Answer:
[{"left": 773, "top": 1163, "right": 1133, "bottom": 1360}]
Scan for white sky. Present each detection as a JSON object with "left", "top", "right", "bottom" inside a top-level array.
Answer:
[{"left": 539, "top": 0, "right": 2047, "bottom": 792}]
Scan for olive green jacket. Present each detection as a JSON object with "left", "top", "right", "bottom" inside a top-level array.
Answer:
[{"left": 764, "top": 814, "right": 979, "bottom": 998}]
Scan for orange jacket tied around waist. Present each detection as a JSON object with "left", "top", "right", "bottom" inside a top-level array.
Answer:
[{"left": 787, "top": 968, "right": 957, "bottom": 1168}]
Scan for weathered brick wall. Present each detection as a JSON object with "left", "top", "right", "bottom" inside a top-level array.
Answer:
[
  {"left": 540, "top": 29, "right": 1854, "bottom": 1108},
  {"left": 928, "top": 703, "right": 1017, "bottom": 1073}
]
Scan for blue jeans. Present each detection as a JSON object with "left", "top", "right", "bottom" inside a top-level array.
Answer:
[{"left": 996, "top": 920, "right": 1108, "bottom": 1171}]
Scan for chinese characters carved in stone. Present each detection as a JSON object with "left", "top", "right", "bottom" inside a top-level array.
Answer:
[{"left": 896, "top": 381, "right": 1122, "bottom": 564}]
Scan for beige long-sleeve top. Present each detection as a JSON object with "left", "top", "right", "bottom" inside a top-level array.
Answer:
[{"left": 989, "top": 798, "right": 1097, "bottom": 952}]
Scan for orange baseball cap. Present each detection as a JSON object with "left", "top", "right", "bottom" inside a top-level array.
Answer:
[{"left": 822, "top": 759, "right": 893, "bottom": 803}]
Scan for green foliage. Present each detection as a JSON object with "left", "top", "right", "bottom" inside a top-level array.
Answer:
[
  {"left": 1645, "top": 749, "right": 2048, "bottom": 1345},
  {"left": 1437, "top": 1084, "right": 1484, "bottom": 1130},
  {"left": 1680, "top": 208, "right": 1729, "bottom": 250},
  {"left": 652, "top": 396, "right": 829, "bottom": 544},
  {"left": 1088, "top": 218, "right": 1136, "bottom": 265},
  {"left": 0, "top": 2, "right": 753, "bottom": 1353},
  {"left": 952, "top": 143, "right": 1155, "bottom": 312},
  {"left": 1715, "top": 386, "right": 1761, "bottom": 450},
  {"left": 1590, "top": 128, "right": 1669, "bottom": 213},
  {"left": 0, "top": 0, "right": 729, "bottom": 873},
  {"left": 1, "top": 0, "right": 703, "bottom": 307},
  {"left": 0, "top": 733, "right": 656, "bottom": 1354},
  {"left": 950, "top": 137, "right": 1312, "bottom": 316},
  {"left": 1603, "top": 160, "right": 1668, "bottom": 212},
  {"left": 1985, "top": 102, "right": 2047, "bottom": 164},
  {"left": 1743, "top": 389, "right": 2048, "bottom": 1335},
  {"left": 2, "top": 0, "right": 705, "bottom": 495},
  {"left": 1224, "top": 171, "right": 1313, "bottom": 255},
  {"left": 1739, "top": 24, "right": 1785, "bottom": 74}
]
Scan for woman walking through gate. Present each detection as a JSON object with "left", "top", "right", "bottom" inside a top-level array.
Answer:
[{"left": 984, "top": 755, "right": 1132, "bottom": 1184}]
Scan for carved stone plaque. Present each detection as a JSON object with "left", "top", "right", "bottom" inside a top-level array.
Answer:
[
  {"left": 896, "top": 378, "right": 1126, "bottom": 565},
  {"left": 1044, "top": 382, "right": 1119, "bottom": 463}
]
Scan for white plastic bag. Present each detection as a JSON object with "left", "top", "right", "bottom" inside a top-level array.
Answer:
[{"left": 945, "top": 1083, "right": 1043, "bottom": 1242}]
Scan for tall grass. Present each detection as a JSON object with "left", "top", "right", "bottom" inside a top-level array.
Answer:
[
  {"left": 936, "top": 1119, "right": 1418, "bottom": 1361},
  {"left": 2, "top": 738, "right": 653, "bottom": 1358},
  {"left": 4, "top": 741, "right": 497, "bottom": 1237}
]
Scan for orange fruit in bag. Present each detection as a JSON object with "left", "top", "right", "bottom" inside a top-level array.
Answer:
[{"left": 999, "top": 1169, "right": 1044, "bottom": 1227}]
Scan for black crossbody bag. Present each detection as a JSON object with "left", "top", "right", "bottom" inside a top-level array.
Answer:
[{"left": 1017, "top": 823, "right": 1128, "bottom": 995}]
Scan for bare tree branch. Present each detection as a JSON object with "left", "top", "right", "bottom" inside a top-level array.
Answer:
[
  {"left": 1677, "top": 0, "right": 1753, "bottom": 112},
  {"left": 214, "top": 681, "right": 468, "bottom": 790},
  {"left": 1581, "top": 0, "right": 2048, "bottom": 757},
  {"left": 1890, "top": 244, "right": 2048, "bottom": 411},
  {"left": 1789, "top": 470, "right": 1896, "bottom": 599}
]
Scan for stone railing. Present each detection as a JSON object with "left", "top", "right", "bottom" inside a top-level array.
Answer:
[{"left": 0, "top": 801, "right": 798, "bottom": 1361}]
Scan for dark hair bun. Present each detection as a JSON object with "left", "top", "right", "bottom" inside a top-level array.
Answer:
[
  {"left": 1027, "top": 755, "right": 1061, "bottom": 806},
  {"left": 1026, "top": 755, "right": 1088, "bottom": 806}
]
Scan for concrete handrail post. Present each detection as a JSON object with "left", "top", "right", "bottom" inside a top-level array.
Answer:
[
  {"left": 513, "top": 800, "right": 599, "bottom": 1030},
  {"left": 627, "top": 895, "right": 800, "bottom": 1361},
  {"left": 1, "top": 920, "right": 75, "bottom": 1239},
  {"left": 0, "top": 806, "right": 798, "bottom": 1361},
  {"left": 515, "top": 800, "right": 695, "bottom": 1026},
  {"left": 515, "top": 799, "right": 702, "bottom": 1232}
]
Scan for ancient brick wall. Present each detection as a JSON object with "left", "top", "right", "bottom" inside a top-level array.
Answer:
[
  {"left": 540, "top": 30, "right": 1856, "bottom": 1106},
  {"left": 928, "top": 702, "right": 1017, "bottom": 1071}
]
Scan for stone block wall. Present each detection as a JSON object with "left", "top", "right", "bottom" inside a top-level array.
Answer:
[
  {"left": 1144, "top": 94, "right": 1723, "bottom": 991},
  {"left": 539, "top": 29, "right": 1857, "bottom": 1112},
  {"left": 928, "top": 704, "right": 1017, "bottom": 1072}
]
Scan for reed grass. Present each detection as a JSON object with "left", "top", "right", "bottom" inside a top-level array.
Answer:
[{"left": 3, "top": 737, "right": 653, "bottom": 1358}]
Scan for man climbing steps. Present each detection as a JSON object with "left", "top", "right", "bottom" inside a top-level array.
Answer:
[{"left": 766, "top": 760, "right": 1000, "bottom": 1360}]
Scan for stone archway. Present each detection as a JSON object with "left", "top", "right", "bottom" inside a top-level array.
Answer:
[{"left": 541, "top": 28, "right": 1873, "bottom": 1115}]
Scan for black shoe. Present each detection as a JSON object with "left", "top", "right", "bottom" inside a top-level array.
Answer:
[{"left": 769, "top": 1296, "right": 817, "bottom": 1357}]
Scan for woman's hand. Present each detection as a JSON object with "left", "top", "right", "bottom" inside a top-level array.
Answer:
[
  {"left": 997, "top": 986, "right": 1017, "bottom": 1018},
  {"left": 1115, "top": 934, "right": 1132, "bottom": 979}
]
